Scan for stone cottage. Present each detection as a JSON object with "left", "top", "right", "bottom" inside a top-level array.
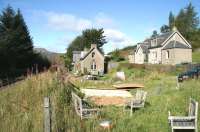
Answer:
[
  {"left": 133, "top": 27, "right": 192, "bottom": 65},
  {"left": 72, "top": 44, "right": 104, "bottom": 74}
]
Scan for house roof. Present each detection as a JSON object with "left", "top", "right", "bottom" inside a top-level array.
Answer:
[
  {"left": 80, "top": 48, "right": 95, "bottom": 60},
  {"left": 140, "top": 44, "right": 149, "bottom": 53},
  {"left": 136, "top": 30, "right": 192, "bottom": 52},
  {"left": 145, "top": 31, "right": 174, "bottom": 49},
  {"left": 162, "top": 41, "right": 191, "bottom": 50},
  {"left": 80, "top": 47, "right": 104, "bottom": 60},
  {"left": 73, "top": 51, "right": 81, "bottom": 54}
]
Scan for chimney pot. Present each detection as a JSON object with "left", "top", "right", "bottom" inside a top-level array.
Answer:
[{"left": 91, "top": 44, "right": 97, "bottom": 49}]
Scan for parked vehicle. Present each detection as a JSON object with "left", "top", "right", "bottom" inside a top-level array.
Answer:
[{"left": 178, "top": 66, "right": 200, "bottom": 82}]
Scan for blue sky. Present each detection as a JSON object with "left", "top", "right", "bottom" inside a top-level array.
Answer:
[{"left": 0, "top": 0, "right": 200, "bottom": 53}]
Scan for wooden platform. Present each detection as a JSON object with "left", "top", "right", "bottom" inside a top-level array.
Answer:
[
  {"left": 81, "top": 89, "right": 133, "bottom": 106},
  {"left": 81, "top": 89, "right": 133, "bottom": 98},
  {"left": 113, "top": 83, "right": 144, "bottom": 90}
]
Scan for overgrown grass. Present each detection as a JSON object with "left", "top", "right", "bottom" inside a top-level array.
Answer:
[
  {"left": 0, "top": 72, "right": 72, "bottom": 132},
  {"left": 0, "top": 67, "right": 199, "bottom": 132},
  {"left": 193, "top": 51, "right": 200, "bottom": 63},
  {"left": 69, "top": 64, "right": 200, "bottom": 132}
]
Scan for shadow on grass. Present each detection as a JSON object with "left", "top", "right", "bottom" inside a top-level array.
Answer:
[
  {"left": 145, "top": 102, "right": 151, "bottom": 107},
  {"left": 175, "top": 130, "right": 194, "bottom": 132}
]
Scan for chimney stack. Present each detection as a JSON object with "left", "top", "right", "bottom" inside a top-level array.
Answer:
[
  {"left": 91, "top": 44, "right": 97, "bottom": 49},
  {"left": 172, "top": 26, "right": 177, "bottom": 32}
]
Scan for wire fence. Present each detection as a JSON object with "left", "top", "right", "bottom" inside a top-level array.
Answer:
[{"left": 0, "top": 76, "right": 26, "bottom": 90}]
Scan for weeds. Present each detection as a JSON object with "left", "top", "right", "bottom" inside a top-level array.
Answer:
[{"left": 0, "top": 68, "right": 199, "bottom": 132}]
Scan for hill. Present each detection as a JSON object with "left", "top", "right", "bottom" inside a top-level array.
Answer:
[
  {"left": 108, "top": 45, "right": 136, "bottom": 60},
  {"left": 34, "top": 48, "right": 64, "bottom": 65}
]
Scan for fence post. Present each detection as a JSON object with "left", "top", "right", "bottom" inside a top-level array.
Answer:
[
  {"left": 44, "top": 97, "right": 51, "bottom": 132},
  {"left": 176, "top": 76, "right": 180, "bottom": 90}
]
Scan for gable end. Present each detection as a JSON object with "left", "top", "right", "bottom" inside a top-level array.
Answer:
[{"left": 161, "top": 31, "right": 192, "bottom": 49}]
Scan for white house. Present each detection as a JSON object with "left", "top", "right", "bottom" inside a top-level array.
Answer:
[{"left": 134, "top": 27, "right": 192, "bottom": 65}]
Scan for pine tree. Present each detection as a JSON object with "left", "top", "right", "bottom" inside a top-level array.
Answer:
[
  {"left": 151, "top": 30, "right": 158, "bottom": 38},
  {"left": 184, "top": 2, "right": 199, "bottom": 32},
  {"left": 175, "top": 9, "right": 187, "bottom": 36},
  {"left": 169, "top": 11, "right": 175, "bottom": 30},
  {"left": 82, "top": 28, "right": 107, "bottom": 51},
  {"left": 175, "top": 3, "right": 199, "bottom": 38},
  {"left": 13, "top": 9, "right": 34, "bottom": 69},
  {"left": 0, "top": 6, "right": 16, "bottom": 74},
  {"left": 160, "top": 25, "right": 170, "bottom": 33},
  {"left": 0, "top": 6, "right": 50, "bottom": 78}
]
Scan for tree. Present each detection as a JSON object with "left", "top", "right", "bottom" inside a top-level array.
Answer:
[
  {"left": 110, "top": 49, "right": 125, "bottom": 62},
  {"left": 175, "top": 9, "right": 188, "bottom": 36},
  {"left": 187, "top": 29, "right": 200, "bottom": 49},
  {"left": 175, "top": 3, "right": 199, "bottom": 38},
  {"left": 0, "top": 6, "right": 50, "bottom": 78},
  {"left": 82, "top": 28, "right": 106, "bottom": 51},
  {"left": 169, "top": 11, "right": 175, "bottom": 30},
  {"left": 13, "top": 9, "right": 35, "bottom": 69},
  {"left": 65, "top": 28, "right": 107, "bottom": 69},
  {"left": 151, "top": 30, "right": 158, "bottom": 38},
  {"left": 184, "top": 2, "right": 199, "bottom": 31},
  {"left": 0, "top": 8, "right": 34, "bottom": 70},
  {"left": 0, "top": 6, "right": 15, "bottom": 72},
  {"left": 160, "top": 25, "right": 170, "bottom": 33}
]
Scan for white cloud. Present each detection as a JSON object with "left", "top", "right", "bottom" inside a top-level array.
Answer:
[
  {"left": 46, "top": 12, "right": 92, "bottom": 32},
  {"left": 103, "top": 29, "right": 134, "bottom": 53},
  {"left": 94, "top": 12, "right": 115, "bottom": 28},
  {"left": 45, "top": 12, "right": 116, "bottom": 32},
  {"left": 31, "top": 10, "right": 134, "bottom": 53},
  {"left": 104, "top": 29, "right": 128, "bottom": 43}
]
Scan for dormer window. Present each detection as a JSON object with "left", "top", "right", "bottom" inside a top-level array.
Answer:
[{"left": 151, "top": 38, "right": 157, "bottom": 47}]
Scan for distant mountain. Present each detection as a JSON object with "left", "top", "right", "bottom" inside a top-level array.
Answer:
[
  {"left": 34, "top": 48, "right": 64, "bottom": 64},
  {"left": 108, "top": 45, "right": 136, "bottom": 59}
]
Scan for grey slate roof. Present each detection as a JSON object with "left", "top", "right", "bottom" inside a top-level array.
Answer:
[
  {"left": 80, "top": 47, "right": 104, "bottom": 61},
  {"left": 148, "top": 31, "right": 174, "bottom": 49},
  {"left": 80, "top": 48, "right": 95, "bottom": 60},
  {"left": 140, "top": 44, "right": 149, "bottom": 53},
  {"left": 73, "top": 51, "right": 81, "bottom": 54},
  {"left": 162, "top": 41, "right": 191, "bottom": 50}
]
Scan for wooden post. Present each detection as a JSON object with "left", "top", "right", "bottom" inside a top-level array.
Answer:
[
  {"left": 176, "top": 76, "right": 180, "bottom": 90},
  {"left": 44, "top": 97, "right": 50, "bottom": 132}
]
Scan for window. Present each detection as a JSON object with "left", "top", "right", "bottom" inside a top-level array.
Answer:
[
  {"left": 166, "top": 50, "right": 169, "bottom": 59},
  {"left": 151, "top": 38, "right": 157, "bottom": 47},
  {"left": 92, "top": 52, "right": 95, "bottom": 58},
  {"left": 91, "top": 61, "right": 96, "bottom": 70},
  {"left": 153, "top": 51, "right": 157, "bottom": 58}
]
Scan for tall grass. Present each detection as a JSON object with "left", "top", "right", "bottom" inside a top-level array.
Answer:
[
  {"left": 193, "top": 51, "right": 200, "bottom": 63},
  {"left": 0, "top": 68, "right": 199, "bottom": 132},
  {"left": 66, "top": 65, "right": 200, "bottom": 132},
  {"left": 0, "top": 72, "right": 64, "bottom": 132}
]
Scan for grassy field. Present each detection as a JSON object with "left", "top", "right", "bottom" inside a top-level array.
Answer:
[
  {"left": 0, "top": 72, "right": 70, "bottom": 132},
  {"left": 0, "top": 65, "right": 199, "bottom": 132},
  {"left": 72, "top": 63, "right": 200, "bottom": 132},
  {"left": 193, "top": 51, "right": 200, "bottom": 63}
]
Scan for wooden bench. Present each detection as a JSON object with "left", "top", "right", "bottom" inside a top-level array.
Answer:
[
  {"left": 71, "top": 92, "right": 99, "bottom": 120},
  {"left": 168, "top": 98, "right": 198, "bottom": 132},
  {"left": 124, "top": 90, "right": 147, "bottom": 116}
]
